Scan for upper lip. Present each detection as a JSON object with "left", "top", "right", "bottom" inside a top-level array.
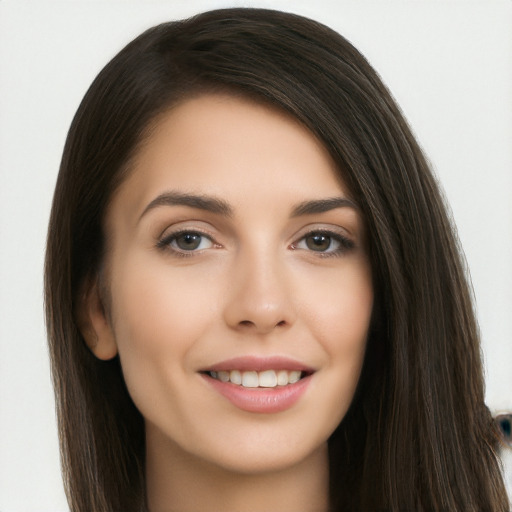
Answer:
[{"left": 200, "top": 356, "right": 316, "bottom": 373}]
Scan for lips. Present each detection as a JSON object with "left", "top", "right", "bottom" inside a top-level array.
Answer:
[
  {"left": 202, "top": 355, "right": 314, "bottom": 373},
  {"left": 200, "top": 356, "right": 315, "bottom": 413}
]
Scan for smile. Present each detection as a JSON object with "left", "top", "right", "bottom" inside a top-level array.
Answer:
[
  {"left": 200, "top": 357, "right": 315, "bottom": 413},
  {"left": 207, "top": 369, "right": 304, "bottom": 388}
]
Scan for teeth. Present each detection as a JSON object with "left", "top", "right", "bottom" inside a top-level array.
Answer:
[
  {"left": 288, "top": 370, "right": 301, "bottom": 384},
  {"left": 218, "top": 371, "right": 230, "bottom": 382},
  {"left": 259, "top": 370, "right": 277, "bottom": 388},
  {"left": 277, "top": 370, "right": 288, "bottom": 386},
  {"left": 241, "top": 371, "right": 259, "bottom": 388},
  {"left": 229, "top": 370, "right": 242, "bottom": 385},
  {"left": 209, "top": 369, "right": 304, "bottom": 387}
]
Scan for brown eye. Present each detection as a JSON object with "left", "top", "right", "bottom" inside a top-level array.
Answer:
[
  {"left": 292, "top": 230, "right": 354, "bottom": 256},
  {"left": 158, "top": 231, "right": 214, "bottom": 253},
  {"left": 305, "top": 233, "right": 333, "bottom": 252},
  {"left": 175, "top": 233, "right": 203, "bottom": 251}
]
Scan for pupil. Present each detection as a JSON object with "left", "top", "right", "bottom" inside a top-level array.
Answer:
[
  {"left": 306, "top": 234, "right": 331, "bottom": 251},
  {"left": 177, "top": 233, "right": 201, "bottom": 250}
]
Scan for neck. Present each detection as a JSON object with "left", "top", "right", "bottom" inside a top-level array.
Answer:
[{"left": 145, "top": 426, "right": 329, "bottom": 512}]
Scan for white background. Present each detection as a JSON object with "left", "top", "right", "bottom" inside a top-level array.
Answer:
[{"left": 1, "top": 1, "right": 511, "bottom": 510}]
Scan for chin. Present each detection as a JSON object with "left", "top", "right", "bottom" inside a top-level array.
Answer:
[{"left": 192, "top": 431, "right": 329, "bottom": 477}]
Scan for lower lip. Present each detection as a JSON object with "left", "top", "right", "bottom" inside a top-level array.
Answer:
[{"left": 202, "top": 373, "right": 312, "bottom": 413}]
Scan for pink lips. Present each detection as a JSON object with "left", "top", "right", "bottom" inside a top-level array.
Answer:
[{"left": 200, "top": 356, "right": 314, "bottom": 414}]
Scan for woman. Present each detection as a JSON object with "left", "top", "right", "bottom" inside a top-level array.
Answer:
[{"left": 44, "top": 7, "right": 508, "bottom": 511}]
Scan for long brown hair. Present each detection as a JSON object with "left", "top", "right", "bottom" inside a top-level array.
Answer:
[{"left": 45, "top": 8, "right": 508, "bottom": 511}]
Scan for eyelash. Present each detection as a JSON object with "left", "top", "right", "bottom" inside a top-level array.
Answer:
[
  {"left": 156, "top": 229, "right": 216, "bottom": 258},
  {"left": 291, "top": 230, "right": 355, "bottom": 258},
  {"left": 156, "top": 229, "right": 355, "bottom": 258}
]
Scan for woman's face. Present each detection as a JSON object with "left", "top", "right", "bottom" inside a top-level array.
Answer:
[{"left": 97, "top": 94, "right": 373, "bottom": 474}]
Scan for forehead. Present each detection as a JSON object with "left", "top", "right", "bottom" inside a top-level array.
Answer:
[{"left": 108, "top": 94, "right": 350, "bottom": 222}]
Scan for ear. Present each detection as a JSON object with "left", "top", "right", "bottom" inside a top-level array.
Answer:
[{"left": 75, "top": 277, "right": 118, "bottom": 360}]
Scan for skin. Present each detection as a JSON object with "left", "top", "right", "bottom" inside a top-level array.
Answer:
[{"left": 82, "top": 94, "right": 374, "bottom": 512}]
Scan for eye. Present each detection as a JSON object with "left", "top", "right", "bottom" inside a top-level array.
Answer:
[
  {"left": 303, "top": 233, "right": 336, "bottom": 252},
  {"left": 158, "top": 230, "right": 214, "bottom": 253},
  {"left": 292, "top": 230, "right": 354, "bottom": 256}
]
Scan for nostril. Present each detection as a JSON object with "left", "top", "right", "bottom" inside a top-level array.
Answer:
[{"left": 236, "top": 319, "right": 287, "bottom": 331}]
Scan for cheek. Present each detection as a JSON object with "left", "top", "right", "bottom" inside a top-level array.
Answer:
[
  {"left": 113, "top": 277, "right": 193, "bottom": 356},
  {"left": 111, "top": 253, "right": 219, "bottom": 345},
  {"left": 299, "top": 261, "right": 373, "bottom": 411},
  {"left": 107, "top": 256, "right": 222, "bottom": 405},
  {"left": 302, "top": 261, "right": 373, "bottom": 350}
]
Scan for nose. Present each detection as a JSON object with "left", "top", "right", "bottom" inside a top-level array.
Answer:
[{"left": 223, "top": 248, "right": 296, "bottom": 335}]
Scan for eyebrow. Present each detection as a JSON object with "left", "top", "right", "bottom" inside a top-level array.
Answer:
[
  {"left": 290, "top": 197, "right": 358, "bottom": 217},
  {"left": 139, "top": 191, "right": 358, "bottom": 221},
  {"left": 139, "top": 191, "right": 233, "bottom": 220}
]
